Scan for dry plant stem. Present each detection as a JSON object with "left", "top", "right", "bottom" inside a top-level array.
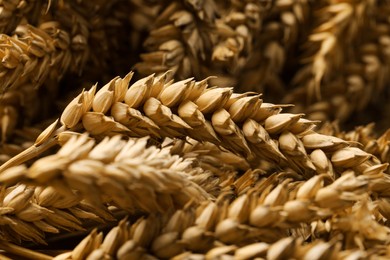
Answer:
[
  {"left": 0, "top": 241, "right": 52, "bottom": 260},
  {"left": 0, "top": 131, "right": 60, "bottom": 171},
  {"left": 0, "top": 71, "right": 384, "bottom": 179},
  {"left": 0, "top": 134, "right": 211, "bottom": 213}
]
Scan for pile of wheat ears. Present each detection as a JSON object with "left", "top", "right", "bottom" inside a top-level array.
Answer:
[{"left": 0, "top": 0, "right": 390, "bottom": 259}]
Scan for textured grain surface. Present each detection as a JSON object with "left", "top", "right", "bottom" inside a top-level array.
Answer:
[{"left": 0, "top": 1, "right": 389, "bottom": 259}]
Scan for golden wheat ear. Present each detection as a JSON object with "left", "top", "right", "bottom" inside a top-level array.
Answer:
[
  {"left": 0, "top": 133, "right": 212, "bottom": 214},
  {"left": 50, "top": 179, "right": 387, "bottom": 259},
  {"left": 0, "top": 183, "right": 114, "bottom": 244},
  {"left": 0, "top": 71, "right": 384, "bottom": 179},
  {"left": 286, "top": 1, "right": 389, "bottom": 124}
]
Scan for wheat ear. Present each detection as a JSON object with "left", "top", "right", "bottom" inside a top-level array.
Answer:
[
  {"left": 0, "top": 133, "right": 211, "bottom": 213},
  {"left": 0, "top": 22, "right": 72, "bottom": 92},
  {"left": 237, "top": 0, "right": 309, "bottom": 95},
  {"left": 0, "top": 183, "right": 114, "bottom": 244},
  {"left": 0, "top": 0, "right": 43, "bottom": 34},
  {"left": 53, "top": 224, "right": 371, "bottom": 260},
  {"left": 52, "top": 179, "right": 389, "bottom": 259},
  {"left": 286, "top": 1, "right": 390, "bottom": 123},
  {"left": 135, "top": 0, "right": 218, "bottom": 81},
  {"left": 0, "top": 71, "right": 386, "bottom": 180}
]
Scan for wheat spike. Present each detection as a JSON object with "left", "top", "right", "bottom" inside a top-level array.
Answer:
[
  {"left": 53, "top": 227, "right": 372, "bottom": 260},
  {"left": 236, "top": 0, "right": 309, "bottom": 95},
  {"left": 0, "top": 0, "right": 43, "bottom": 34},
  {"left": 0, "top": 22, "right": 72, "bottom": 92},
  {"left": 0, "top": 72, "right": 383, "bottom": 179},
  {"left": 0, "top": 183, "right": 113, "bottom": 244},
  {"left": 51, "top": 179, "right": 390, "bottom": 259},
  {"left": 285, "top": 1, "right": 390, "bottom": 124},
  {"left": 0, "top": 133, "right": 211, "bottom": 213},
  {"left": 135, "top": 1, "right": 218, "bottom": 80}
]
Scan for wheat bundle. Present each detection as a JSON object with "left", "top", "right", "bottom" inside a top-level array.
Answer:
[{"left": 0, "top": 0, "right": 388, "bottom": 259}]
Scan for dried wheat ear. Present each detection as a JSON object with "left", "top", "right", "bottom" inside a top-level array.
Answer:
[
  {"left": 0, "top": 133, "right": 211, "bottom": 213},
  {"left": 0, "top": 183, "right": 114, "bottom": 244},
  {"left": 285, "top": 1, "right": 390, "bottom": 123},
  {"left": 136, "top": 0, "right": 307, "bottom": 93},
  {"left": 49, "top": 173, "right": 390, "bottom": 260},
  {"left": 0, "top": 71, "right": 386, "bottom": 180}
]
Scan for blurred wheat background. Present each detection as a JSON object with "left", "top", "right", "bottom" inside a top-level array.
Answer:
[{"left": 0, "top": 0, "right": 390, "bottom": 259}]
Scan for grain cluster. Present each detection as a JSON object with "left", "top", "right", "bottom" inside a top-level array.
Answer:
[{"left": 0, "top": 0, "right": 389, "bottom": 259}]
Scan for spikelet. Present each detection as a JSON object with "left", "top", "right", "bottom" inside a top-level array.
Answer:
[{"left": 318, "top": 122, "right": 390, "bottom": 174}]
